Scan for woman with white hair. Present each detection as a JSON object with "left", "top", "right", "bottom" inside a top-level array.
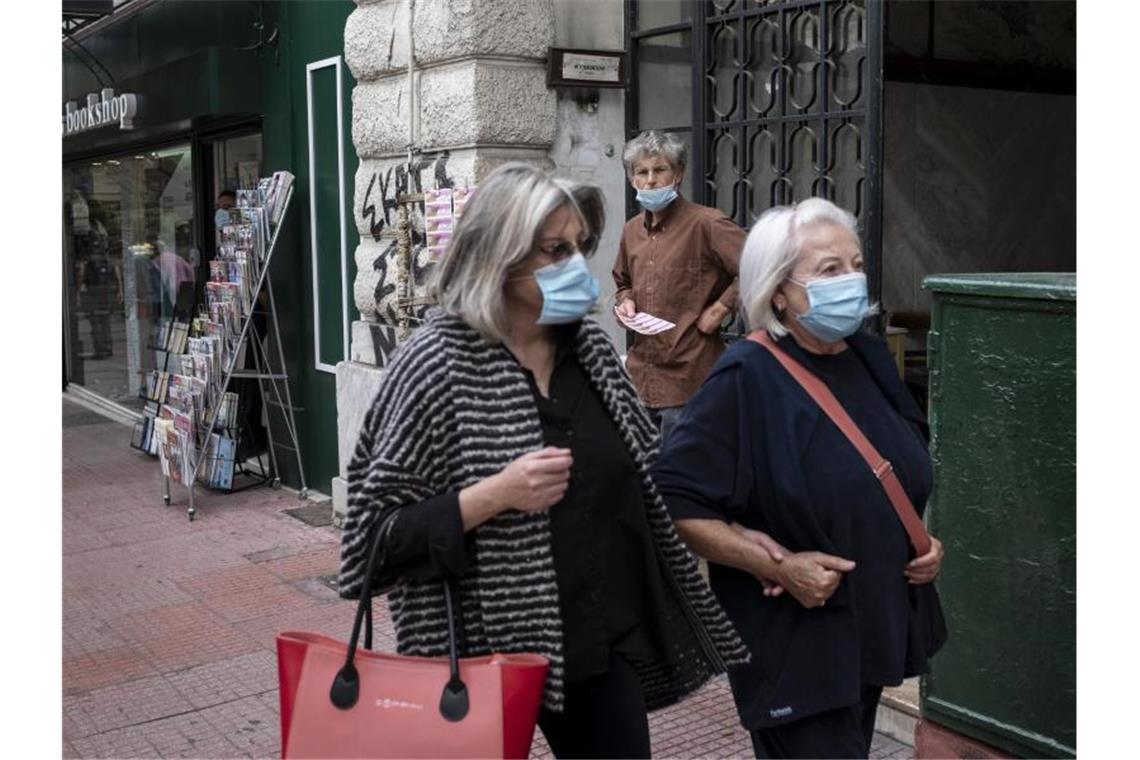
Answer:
[
  {"left": 652, "top": 197, "right": 946, "bottom": 758},
  {"left": 339, "top": 163, "right": 749, "bottom": 758}
]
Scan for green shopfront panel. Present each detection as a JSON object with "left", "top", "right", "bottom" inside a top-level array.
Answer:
[
  {"left": 260, "top": 0, "right": 356, "bottom": 494},
  {"left": 923, "top": 274, "right": 1076, "bottom": 757}
]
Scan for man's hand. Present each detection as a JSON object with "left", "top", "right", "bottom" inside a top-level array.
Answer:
[
  {"left": 697, "top": 302, "right": 730, "bottom": 334},
  {"left": 616, "top": 298, "right": 637, "bottom": 319}
]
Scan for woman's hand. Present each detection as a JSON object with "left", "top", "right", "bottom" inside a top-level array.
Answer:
[
  {"left": 491, "top": 447, "right": 573, "bottom": 514},
  {"left": 774, "top": 551, "right": 856, "bottom": 608},
  {"left": 904, "top": 536, "right": 944, "bottom": 584},
  {"left": 459, "top": 447, "right": 572, "bottom": 531},
  {"left": 616, "top": 298, "right": 637, "bottom": 319},
  {"left": 733, "top": 525, "right": 789, "bottom": 597}
]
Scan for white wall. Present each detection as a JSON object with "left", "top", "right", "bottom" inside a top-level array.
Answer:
[{"left": 550, "top": 0, "right": 627, "bottom": 347}]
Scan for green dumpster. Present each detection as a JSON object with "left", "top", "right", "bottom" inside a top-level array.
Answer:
[{"left": 922, "top": 273, "right": 1076, "bottom": 758}]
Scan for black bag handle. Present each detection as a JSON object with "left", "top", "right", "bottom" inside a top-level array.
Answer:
[{"left": 329, "top": 509, "right": 469, "bottom": 722}]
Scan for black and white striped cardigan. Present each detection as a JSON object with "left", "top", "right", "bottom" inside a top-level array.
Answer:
[{"left": 339, "top": 308, "right": 749, "bottom": 711}]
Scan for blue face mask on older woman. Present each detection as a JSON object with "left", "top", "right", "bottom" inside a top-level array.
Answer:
[
  {"left": 533, "top": 252, "right": 600, "bottom": 324},
  {"left": 788, "top": 272, "right": 870, "bottom": 342}
]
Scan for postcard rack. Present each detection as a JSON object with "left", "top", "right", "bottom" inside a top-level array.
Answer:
[{"left": 151, "top": 181, "right": 308, "bottom": 521}]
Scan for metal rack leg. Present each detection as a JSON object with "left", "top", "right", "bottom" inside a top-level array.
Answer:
[
  {"left": 163, "top": 476, "right": 171, "bottom": 505},
  {"left": 248, "top": 322, "right": 282, "bottom": 490},
  {"left": 265, "top": 275, "right": 309, "bottom": 500},
  {"left": 187, "top": 481, "right": 196, "bottom": 522}
]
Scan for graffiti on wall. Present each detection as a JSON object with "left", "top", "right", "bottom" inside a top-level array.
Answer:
[
  {"left": 359, "top": 152, "right": 453, "bottom": 242},
  {"left": 361, "top": 153, "right": 454, "bottom": 325}
]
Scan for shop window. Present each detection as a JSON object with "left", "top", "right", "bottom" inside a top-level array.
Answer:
[{"left": 63, "top": 144, "right": 197, "bottom": 409}]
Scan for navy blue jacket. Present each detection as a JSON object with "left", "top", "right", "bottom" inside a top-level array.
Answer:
[{"left": 653, "top": 330, "right": 933, "bottom": 729}]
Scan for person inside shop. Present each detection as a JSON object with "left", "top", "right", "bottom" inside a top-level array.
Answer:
[
  {"left": 612, "top": 130, "right": 746, "bottom": 441},
  {"left": 75, "top": 204, "right": 122, "bottom": 359},
  {"left": 153, "top": 229, "right": 196, "bottom": 319},
  {"left": 339, "top": 163, "right": 749, "bottom": 759},
  {"left": 215, "top": 188, "right": 236, "bottom": 224},
  {"left": 652, "top": 197, "right": 946, "bottom": 759}
]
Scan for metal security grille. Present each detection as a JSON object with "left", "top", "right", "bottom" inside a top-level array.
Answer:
[{"left": 627, "top": 0, "right": 883, "bottom": 299}]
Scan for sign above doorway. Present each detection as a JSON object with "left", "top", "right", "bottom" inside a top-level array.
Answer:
[{"left": 63, "top": 87, "right": 138, "bottom": 137}]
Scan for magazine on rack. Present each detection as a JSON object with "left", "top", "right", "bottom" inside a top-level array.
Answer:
[
  {"left": 214, "top": 435, "right": 236, "bottom": 490},
  {"left": 265, "top": 171, "right": 294, "bottom": 228},
  {"left": 147, "top": 169, "right": 294, "bottom": 494}
]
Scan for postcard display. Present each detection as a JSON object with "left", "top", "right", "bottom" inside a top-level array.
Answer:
[{"left": 129, "top": 172, "right": 307, "bottom": 521}]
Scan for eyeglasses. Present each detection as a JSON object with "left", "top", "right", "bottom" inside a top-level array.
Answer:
[{"left": 535, "top": 234, "right": 598, "bottom": 260}]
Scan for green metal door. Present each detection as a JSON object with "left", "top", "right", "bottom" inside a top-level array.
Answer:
[{"left": 923, "top": 273, "right": 1076, "bottom": 758}]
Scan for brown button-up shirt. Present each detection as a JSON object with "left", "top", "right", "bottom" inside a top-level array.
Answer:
[{"left": 613, "top": 196, "right": 746, "bottom": 409}]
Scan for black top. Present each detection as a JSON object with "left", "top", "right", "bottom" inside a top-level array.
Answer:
[
  {"left": 384, "top": 325, "right": 663, "bottom": 683},
  {"left": 798, "top": 347, "right": 932, "bottom": 684},
  {"left": 652, "top": 331, "right": 935, "bottom": 728}
]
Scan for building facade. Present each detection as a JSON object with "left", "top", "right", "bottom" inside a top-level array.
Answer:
[
  {"left": 63, "top": 0, "right": 360, "bottom": 496},
  {"left": 332, "top": 0, "right": 1076, "bottom": 515}
]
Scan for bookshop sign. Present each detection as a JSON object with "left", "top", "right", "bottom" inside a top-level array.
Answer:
[{"left": 63, "top": 88, "right": 139, "bottom": 137}]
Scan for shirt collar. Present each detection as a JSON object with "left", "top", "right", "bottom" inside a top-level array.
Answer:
[{"left": 641, "top": 194, "right": 686, "bottom": 233}]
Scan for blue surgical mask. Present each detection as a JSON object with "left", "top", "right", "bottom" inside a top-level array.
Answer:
[
  {"left": 636, "top": 185, "right": 678, "bottom": 212},
  {"left": 789, "top": 272, "right": 870, "bottom": 342},
  {"left": 215, "top": 208, "right": 231, "bottom": 229},
  {"left": 533, "top": 252, "right": 600, "bottom": 325}
]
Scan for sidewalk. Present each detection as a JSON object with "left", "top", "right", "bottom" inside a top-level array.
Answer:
[{"left": 62, "top": 397, "right": 913, "bottom": 759}]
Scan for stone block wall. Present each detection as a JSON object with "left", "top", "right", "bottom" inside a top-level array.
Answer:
[{"left": 334, "top": 0, "right": 560, "bottom": 518}]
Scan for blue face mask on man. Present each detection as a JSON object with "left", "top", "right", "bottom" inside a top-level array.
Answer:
[
  {"left": 533, "top": 252, "right": 600, "bottom": 325},
  {"left": 788, "top": 271, "right": 870, "bottom": 342},
  {"left": 636, "top": 185, "right": 679, "bottom": 213},
  {"left": 215, "top": 208, "right": 231, "bottom": 229}
]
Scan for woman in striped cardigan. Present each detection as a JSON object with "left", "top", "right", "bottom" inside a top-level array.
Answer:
[{"left": 340, "top": 163, "right": 748, "bottom": 758}]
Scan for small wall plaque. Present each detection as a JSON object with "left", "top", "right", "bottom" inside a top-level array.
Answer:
[{"left": 547, "top": 48, "right": 626, "bottom": 89}]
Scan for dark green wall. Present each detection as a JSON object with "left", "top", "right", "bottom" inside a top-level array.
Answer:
[{"left": 260, "top": 0, "right": 357, "bottom": 495}]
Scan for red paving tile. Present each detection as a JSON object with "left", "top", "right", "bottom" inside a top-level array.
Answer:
[
  {"left": 63, "top": 647, "right": 160, "bottom": 695},
  {"left": 252, "top": 544, "right": 341, "bottom": 582},
  {"left": 62, "top": 400, "right": 911, "bottom": 759},
  {"left": 198, "top": 580, "right": 322, "bottom": 624},
  {"left": 232, "top": 599, "right": 359, "bottom": 653},
  {"left": 175, "top": 562, "right": 283, "bottom": 598},
  {"left": 103, "top": 601, "right": 264, "bottom": 672}
]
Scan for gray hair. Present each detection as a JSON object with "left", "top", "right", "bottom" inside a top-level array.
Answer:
[
  {"left": 739, "top": 197, "right": 875, "bottom": 338},
  {"left": 621, "top": 130, "right": 687, "bottom": 178},
  {"left": 429, "top": 163, "right": 605, "bottom": 343}
]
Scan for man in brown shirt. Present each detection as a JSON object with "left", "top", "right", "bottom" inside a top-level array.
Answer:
[{"left": 613, "top": 131, "right": 746, "bottom": 440}]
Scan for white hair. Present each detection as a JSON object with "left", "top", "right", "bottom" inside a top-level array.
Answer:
[
  {"left": 429, "top": 163, "right": 604, "bottom": 343},
  {"left": 621, "top": 130, "right": 687, "bottom": 179},
  {"left": 739, "top": 197, "right": 874, "bottom": 337}
]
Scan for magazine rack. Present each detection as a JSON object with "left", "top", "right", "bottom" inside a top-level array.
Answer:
[{"left": 157, "top": 186, "right": 308, "bottom": 521}]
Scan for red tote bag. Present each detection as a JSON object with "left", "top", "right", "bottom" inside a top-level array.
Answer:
[{"left": 276, "top": 514, "right": 549, "bottom": 758}]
